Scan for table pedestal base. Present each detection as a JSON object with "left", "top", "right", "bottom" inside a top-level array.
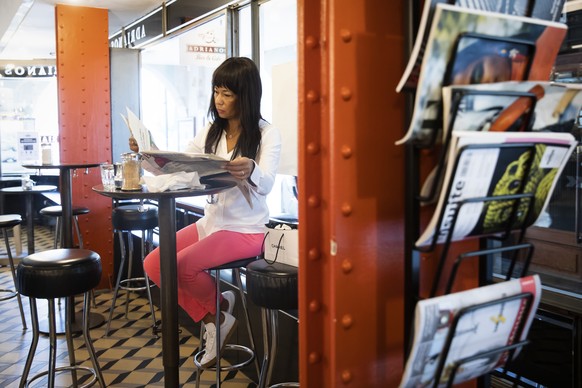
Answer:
[{"left": 37, "top": 298, "right": 105, "bottom": 335}]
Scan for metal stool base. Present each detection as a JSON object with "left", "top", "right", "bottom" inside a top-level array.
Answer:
[
  {"left": 195, "top": 264, "right": 261, "bottom": 388},
  {"left": 193, "top": 343, "right": 255, "bottom": 371},
  {"left": 106, "top": 229, "right": 157, "bottom": 336},
  {"left": 26, "top": 365, "right": 99, "bottom": 388},
  {"left": 0, "top": 288, "right": 18, "bottom": 301}
]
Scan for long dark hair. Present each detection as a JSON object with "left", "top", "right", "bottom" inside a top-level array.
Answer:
[{"left": 205, "top": 57, "right": 263, "bottom": 160}]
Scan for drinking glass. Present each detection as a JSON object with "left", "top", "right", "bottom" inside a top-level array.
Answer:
[{"left": 100, "top": 163, "right": 115, "bottom": 191}]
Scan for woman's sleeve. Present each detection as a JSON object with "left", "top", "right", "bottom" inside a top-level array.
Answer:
[
  {"left": 184, "top": 124, "right": 210, "bottom": 153},
  {"left": 248, "top": 123, "right": 282, "bottom": 195}
]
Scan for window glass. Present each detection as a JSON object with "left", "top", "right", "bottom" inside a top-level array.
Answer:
[
  {"left": 259, "top": 0, "right": 298, "bottom": 217},
  {"left": 140, "top": 0, "right": 298, "bottom": 219},
  {"left": 237, "top": 5, "right": 252, "bottom": 59},
  {"left": 140, "top": 14, "right": 227, "bottom": 151},
  {"left": 0, "top": 76, "right": 59, "bottom": 174}
]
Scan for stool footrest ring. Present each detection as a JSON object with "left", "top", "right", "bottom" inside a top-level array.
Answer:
[
  {"left": 0, "top": 288, "right": 18, "bottom": 301},
  {"left": 119, "top": 277, "right": 153, "bottom": 292},
  {"left": 26, "top": 365, "right": 99, "bottom": 388},
  {"left": 193, "top": 344, "right": 255, "bottom": 371}
]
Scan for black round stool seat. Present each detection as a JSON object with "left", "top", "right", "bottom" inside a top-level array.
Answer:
[
  {"left": 16, "top": 248, "right": 102, "bottom": 299},
  {"left": 246, "top": 260, "right": 299, "bottom": 387},
  {"left": 16, "top": 248, "right": 105, "bottom": 388},
  {"left": 0, "top": 214, "right": 22, "bottom": 228},
  {"left": 246, "top": 260, "right": 298, "bottom": 310},
  {"left": 112, "top": 204, "right": 158, "bottom": 230},
  {"left": 39, "top": 205, "right": 90, "bottom": 217}
]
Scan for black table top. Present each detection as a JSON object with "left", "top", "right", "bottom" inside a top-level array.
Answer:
[
  {"left": 92, "top": 180, "right": 237, "bottom": 200},
  {"left": 1, "top": 185, "right": 57, "bottom": 193},
  {"left": 23, "top": 162, "right": 102, "bottom": 170}
]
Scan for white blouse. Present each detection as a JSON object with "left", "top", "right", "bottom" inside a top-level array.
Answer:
[{"left": 186, "top": 119, "right": 281, "bottom": 238}]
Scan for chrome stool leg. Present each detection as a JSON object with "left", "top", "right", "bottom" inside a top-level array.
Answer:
[
  {"left": 1, "top": 228, "right": 27, "bottom": 329},
  {"left": 106, "top": 227, "right": 158, "bottom": 336},
  {"left": 194, "top": 262, "right": 259, "bottom": 387}
]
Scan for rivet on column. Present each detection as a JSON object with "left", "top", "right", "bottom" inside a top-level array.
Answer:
[
  {"left": 308, "top": 247, "right": 320, "bottom": 261},
  {"left": 308, "top": 195, "right": 321, "bottom": 208},
  {"left": 340, "top": 87, "right": 352, "bottom": 101},
  {"left": 341, "top": 259, "right": 353, "bottom": 273},
  {"left": 340, "top": 29, "right": 352, "bottom": 43},
  {"left": 341, "top": 203, "right": 352, "bottom": 216},
  {"left": 341, "top": 370, "right": 353, "bottom": 383},
  {"left": 305, "top": 36, "right": 319, "bottom": 49},
  {"left": 308, "top": 352, "right": 321, "bottom": 364},
  {"left": 341, "top": 145, "right": 353, "bottom": 159},
  {"left": 309, "top": 300, "right": 321, "bottom": 312},
  {"left": 341, "top": 314, "right": 353, "bottom": 329},
  {"left": 307, "top": 142, "right": 320, "bottom": 155},
  {"left": 306, "top": 90, "right": 319, "bottom": 103}
]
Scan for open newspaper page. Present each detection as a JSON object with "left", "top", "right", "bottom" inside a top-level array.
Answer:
[
  {"left": 400, "top": 275, "right": 541, "bottom": 388},
  {"left": 396, "top": 3, "right": 567, "bottom": 145},
  {"left": 397, "top": 0, "right": 565, "bottom": 92},
  {"left": 140, "top": 150, "right": 228, "bottom": 176},
  {"left": 122, "top": 107, "right": 159, "bottom": 152},
  {"left": 416, "top": 131, "right": 576, "bottom": 247},
  {"left": 140, "top": 150, "right": 253, "bottom": 207}
]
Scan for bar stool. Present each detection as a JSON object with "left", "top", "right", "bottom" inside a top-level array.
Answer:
[
  {"left": 106, "top": 203, "right": 158, "bottom": 336},
  {"left": 246, "top": 260, "right": 299, "bottom": 388},
  {"left": 0, "top": 214, "right": 27, "bottom": 329},
  {"left": 194, "top": 257, "right": 261, "bottom": 387},
  {"left": 15, "top": 248, "right": 106, "bottom": 388},
  {"left": 39, "top": 205, "right": 90, "bottom": 248}
]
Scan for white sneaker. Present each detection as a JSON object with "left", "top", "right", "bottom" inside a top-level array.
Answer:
[
  {"left": 200, "top": 312, "right": 237, "bottom": 368},
  {"left": 222, "top": 291, "right": 236, "bottom": 315}
]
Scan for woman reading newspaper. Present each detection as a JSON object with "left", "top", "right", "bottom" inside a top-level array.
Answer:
[{"left": 129, "top": 57, "right": 281, "bottom": 367}]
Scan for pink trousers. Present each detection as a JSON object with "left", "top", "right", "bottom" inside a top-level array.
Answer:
[{"left": 143, "top": 223, "right": 264, "bottom": 322}]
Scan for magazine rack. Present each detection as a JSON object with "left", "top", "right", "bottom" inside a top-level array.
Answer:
[
  {"left": 404, "top": 32, "right": 546, "bottom": 388},
  {"left": 417, "top": 141, "right": 541, "bottom": 297},
  {"left": 430, "top": 292, "right": 535, "bottom": 388},
  {"left": 418, "top": 89, "right": 539, "bottom": 204}
]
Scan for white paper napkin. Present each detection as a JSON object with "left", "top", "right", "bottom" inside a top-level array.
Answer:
[{"left": 141, "top": 171, "right": 204, "bottom": 192}]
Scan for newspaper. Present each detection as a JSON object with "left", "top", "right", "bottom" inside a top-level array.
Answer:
[
  {"left": 400, "top": 275, "right": 541, "bottom": 388},
  {"left": 120, "top": 108, "right": 252, "bottom": 205},
  {"left": 121, "top": 107, "right": 158, "bottom": 152}
]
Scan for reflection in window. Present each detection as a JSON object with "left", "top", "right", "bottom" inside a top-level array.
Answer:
[{"left": 141, "top": 14, "right": 227, "bottom": 151}]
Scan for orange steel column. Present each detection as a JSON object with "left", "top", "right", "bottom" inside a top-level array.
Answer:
[
  {"left": 298, "top": 0, "right": 407, "bottom": 386},
  {"left": 55, "top": 5, "right": 113, "bottom": 289}
]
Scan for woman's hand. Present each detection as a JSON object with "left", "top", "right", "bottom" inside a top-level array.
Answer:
[
  {"left": 129, "top": 137, "right": 139, "bottom": 153},
  {"left": 225, "top": 157, "right": 254, "bottom": 180}
]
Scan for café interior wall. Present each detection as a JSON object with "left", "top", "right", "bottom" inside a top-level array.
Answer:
[{"left": 55, "top": 5, "right": 114, "bottom": 289}]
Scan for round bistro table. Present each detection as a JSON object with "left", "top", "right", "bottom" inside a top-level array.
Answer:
[
  {"left": 93, "top": 179, "right": 236, "bottom": 388},
  {"left": 22, "top": 163, "right": 102, "bottom": 334}
]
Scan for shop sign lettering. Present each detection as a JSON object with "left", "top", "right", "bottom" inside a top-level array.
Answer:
[{"left": 1, "top": 65, "right": 57, "bottom": 78}]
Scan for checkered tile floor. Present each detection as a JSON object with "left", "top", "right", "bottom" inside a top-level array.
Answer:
[{"left": 0, "top": 226, "right": 257, "bottom": 387}]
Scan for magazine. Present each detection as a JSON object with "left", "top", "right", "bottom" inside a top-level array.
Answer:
[
  {"left": 442, "top": 81, "right": 582, "bottom": 139},
  {"left": 399, "top": 275, "right": 542, "bottom": 388},
  {"left": 396, "top": 3, "right": 567, "bottom": 145},
  {"left": 396, "top": 0, "right": 566, "bottom": 92},
  {"left": 421, "top": 81, "right": 582, "bottom": 203},
  {"left": 416, "top": 131, "right": 576, "bottom": 248}
]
